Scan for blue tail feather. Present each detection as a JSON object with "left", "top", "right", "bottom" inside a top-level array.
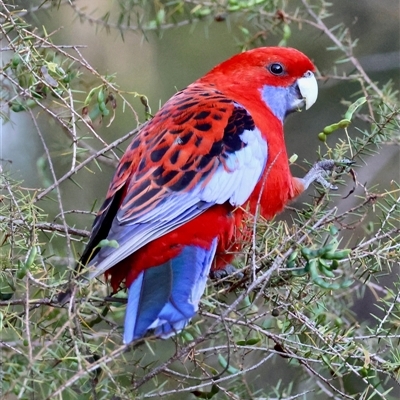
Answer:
[
  {"left": 123, "top": 238, "right": 218, "bottom": 343},
  {"left": 123, "top": 263, "right": 172, "bottom": 343}
]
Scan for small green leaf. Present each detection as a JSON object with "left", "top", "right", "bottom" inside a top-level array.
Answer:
[
  {"left": 97, "top": 239, "right": 119, "bottom": 249},
  {"left": 25, "top": 246, "right": 38, "bottom": 269},
  {"left": 344, "top": 96, "right": 367, "bottom": 120},
  {"left": 0, "top": 291, "right": 14, "bottom": 301},
  {"left": 218, "top": 354, "right": 239, "bottom": 374},
  {"left": 322, "top": 249, "right": 351, "bottom": 260},
  {"left": 191, "top": 384, "right": 220, "bottom": 398},
  {"left": 236, "top": 338, "right": 260, "bottom": 346}
]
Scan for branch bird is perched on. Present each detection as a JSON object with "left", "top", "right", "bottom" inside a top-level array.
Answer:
[{"left": 78, "top": 47, "right": 335, "bottom": 344}]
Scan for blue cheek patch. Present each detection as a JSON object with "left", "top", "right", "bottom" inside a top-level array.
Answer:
[{"left": 260, "top": 84, "right": 301, "bottom": 122}]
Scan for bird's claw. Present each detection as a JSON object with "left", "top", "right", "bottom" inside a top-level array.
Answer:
[
  {"left": 303, "top": 158, "right": 353, "bottom": 191},
  {"left": 210, "top": 264, "right": 244, "bottom": 280}
]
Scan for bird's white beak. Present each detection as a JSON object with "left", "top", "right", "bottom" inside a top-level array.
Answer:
[{"left": 297, "top": 71, "right": 318, "bottom": 110}]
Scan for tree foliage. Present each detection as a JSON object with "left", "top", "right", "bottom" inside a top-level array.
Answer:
[{"left": 0, "top": 1, "right": 399, "bottom": 399}]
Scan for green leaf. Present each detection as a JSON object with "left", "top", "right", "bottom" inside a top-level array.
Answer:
[{"left": 218, "top": 354, "right": 239, "bottom": 374}]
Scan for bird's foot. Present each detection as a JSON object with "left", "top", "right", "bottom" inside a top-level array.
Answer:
[
  {"left": 210, "top": 264, "right": 244, "bottom": 280},
  {"left": 302, "top": 158, "right": 354, "bottom": 191}
]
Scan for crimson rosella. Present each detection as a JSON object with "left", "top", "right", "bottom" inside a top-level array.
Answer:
[{"left": 80, "top": 47, "right": 333, "bottom": 344}]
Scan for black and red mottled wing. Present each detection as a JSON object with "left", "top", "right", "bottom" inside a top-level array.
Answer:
[{"left": 81, "top": 83, "right": 268, "bottom": 278}]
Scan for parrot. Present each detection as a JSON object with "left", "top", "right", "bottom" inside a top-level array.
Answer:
[{"left": 78, "top": 47, "right": 334, "bottom": 344}]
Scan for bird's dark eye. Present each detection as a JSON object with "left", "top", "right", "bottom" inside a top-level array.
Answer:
[{"left": 268, "top": 63, "right": 284, "bottom": 75}]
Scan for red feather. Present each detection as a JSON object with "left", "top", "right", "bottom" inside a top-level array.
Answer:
[{"left": 107, "top": 203, "right": 241, "bottom": 291}]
